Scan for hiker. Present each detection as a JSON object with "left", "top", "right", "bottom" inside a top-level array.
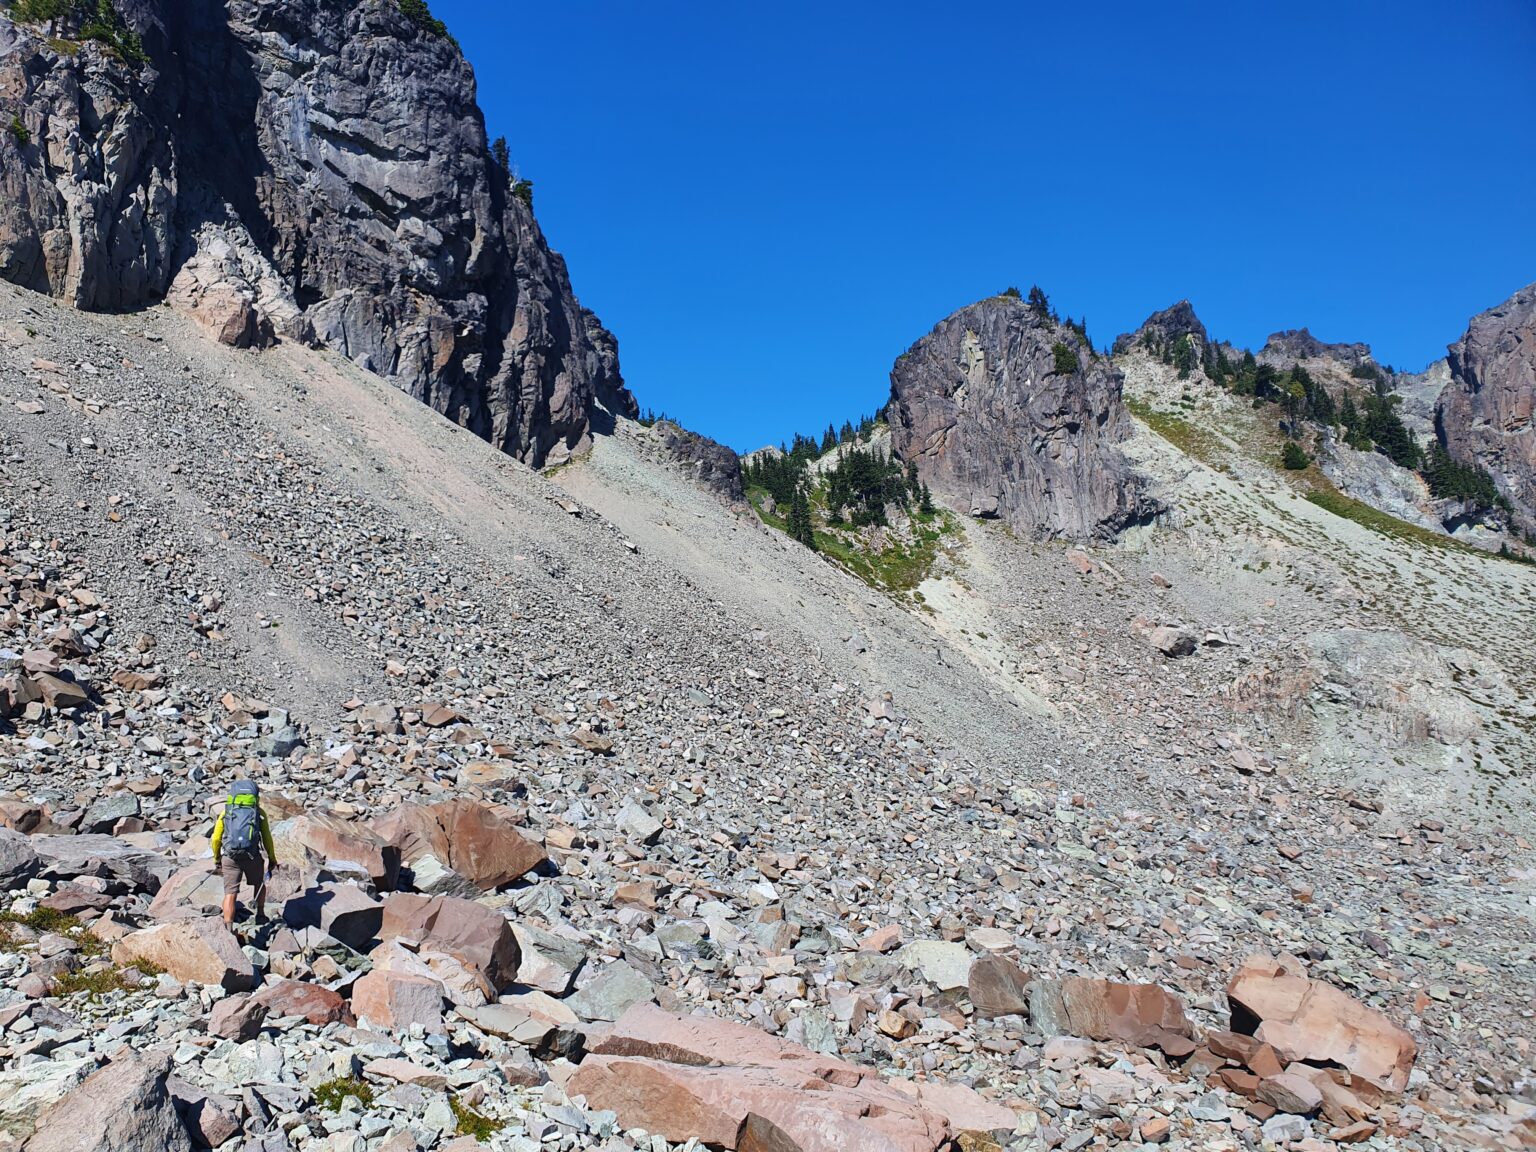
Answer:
[{"left": 211, "top": 779, "right": 277, "bottom": 927}]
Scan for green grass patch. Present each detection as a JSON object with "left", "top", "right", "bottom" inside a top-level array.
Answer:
[
  {"left": 1302, "top": 487, "right": 1491, "bottom": 557},
  {"left": 50, "top": 966, "right": 144, "bottom": 999},
  {"left": 1126, "top": 397, "right": 1231, "bottom": 466},
  {"left": 0, "top": 908, "right": 82, "bottom": 934},
  {"left": 450, "top": 1098, "right": 503, "bottom": 1141},
  {"left": 813, "top": 512, "right": 955, "bottom": 596},
  {"left": 314, "top": 1077, "right": 375, "bottom": 1113},
  {"left": 751, "top": 484, "right": 957, "bottom": 596}
]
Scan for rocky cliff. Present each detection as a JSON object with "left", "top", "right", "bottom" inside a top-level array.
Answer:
[
  {"left": 0, "top": 0, "right": 634, "bottom": 465},
  {"left": 888, "top": 295, "right": 1157, "bottom": 541},
  {"left": 1257, "top": 328, "right": 1373, "bottom": 370},
  {"left": 1111, "top": 300, "right": 1208, "bottom": 357},
  {"left": 1438, "top": 281, "right": 1536, "bottom": 532}
]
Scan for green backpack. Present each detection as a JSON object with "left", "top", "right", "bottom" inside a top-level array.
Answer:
[{"left": 224, "top": 780, "right": 261, "bottom": 853}]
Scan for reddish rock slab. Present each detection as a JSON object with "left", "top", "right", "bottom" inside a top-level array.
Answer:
[
  {"left": 567, "top": 1055, "right": 951, "bottom": 1152},
  {"left": 111, "top": 918, "right": 257, "bottom": 992},
  {"left": 252, "top": 978, "right": 352, "bottom": 1025},
  {"left": 371, "top": 800, "right": 544, "bottom": 892},
  {"left": 24, "top": 1048, "right": 193, "bottom": 1152},
  {"left": 593, "top": 1002, "right": 867, "bottom": 1081},
  {"left": 271, "top": 812, "right": 401, "bottom": 890},
  {"left": 967, "top": 955, "right": 1031, "bottom": 1020},
  {"left": 380, "top": 892, "right": 519, "bottom": 992},
  {"left": 1030, "top": 977, "right": 1193, "bottom": 1053},
  {"left": 887, "top": 1079, "right": 1018, "bottom": 1134},
  {"left": 1227, "top": 954, "right": 1417, "bottom": 1093},
  {"left": 351, "top": 968, "right": 446, "bottom": 1033}
]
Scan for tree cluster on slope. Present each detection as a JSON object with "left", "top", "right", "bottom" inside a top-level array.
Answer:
[
  {"left": 1154, "top": 330, "right": 1508, "bottom": 515},
  {"left": 396, "top": 0, "right": 456, "bottom": 44}
]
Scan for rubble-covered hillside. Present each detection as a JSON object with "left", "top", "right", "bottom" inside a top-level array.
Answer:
[{"left": 3, "top": 276, "right": 1533, "bottom": 1152}]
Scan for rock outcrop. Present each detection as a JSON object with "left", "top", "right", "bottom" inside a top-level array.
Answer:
[
  {"left": 648, "top": 420, "right": 747, "bottom": 505},
  {"left": 888, "top": 295, "right": 1157, "bottom": 541},
  {"left": 0, "top": 1, "right": 635, "bottom": 465},
  {"left": 1437, "top": 281, "right": 1536, "bottom": 532},
  {"left": 1111, "top": 300, "right": 1209, "bottom": 356},
  {"left": 1258, "top": 328, "right": 1374, "bottom": 370}
]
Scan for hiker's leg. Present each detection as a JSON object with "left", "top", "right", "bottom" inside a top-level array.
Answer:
[{"left": 220, "top": 854, "right": 241, "bottom": 926}]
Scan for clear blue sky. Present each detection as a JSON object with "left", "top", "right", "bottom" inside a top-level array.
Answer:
[{"left": 436, "top": 0, "right": 1536, "bottom": 452}]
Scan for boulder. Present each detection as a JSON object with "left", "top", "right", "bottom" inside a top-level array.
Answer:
[
  {"left": 572, "top": 1006, "right": 988, "bottom": 1151},
  {"left": 271, "top": 813, "right": 400, "bottom": 890},
  {"left": 379, "top": 892, "right": 519, "bottom": 991},
  {"left": 896, "top": 940, "right": 972, "bottom": 992},
  {"left": 146, "top": 865, "right": 225, "bottom": 922},
  {"left": 564, "top": 960, "right": 657, "bottom": 1022},
  {"left": 0, "top": 828, "right": 41, "bottom": 889},
  {"left": 0, "top": 799, "right": 46, "bottom": 833},
  {"left": 207, "top": 993, "right": 269, "bottom": 1042},
  {"left": 112, "top": 919, "right": 258, "bottom": 993},
  {"left": 1148, "top": 626, "right": 1197, "bottom": 658},
  {"left": 282, "top": 883, "right": 384, "bottom": 952},
  {"left": 0, "top": 1057, "right": 94, "bottom": 1145},
  {"left": 1257, "top": 1072, "right": 1324, "bottom": 1115},
  {"left": 29, "top": 672, "right": 89, "bottom": 710},
  {"left": 29, "top": 835, "right": 175, "bottom": 892},
  {"left": 251, "top": 979, "right": 351, "bottom": 1026},
  {"left": 887, "top": 1080, "right": 1018, "bottom": 1135},
  {"left": 166, "top": 1078, "right": 241, "bottom": 1149},
  {"left": 1030, "top": 977, "right": 1193, "bottom": 1053},
  {"left": 372, "top": 800, "right": 545, "bottom": 891},
  {"left": 1227, "top": 954, "right": 1417, "bottom": 1093},
  {"left": 351, "top": 968, "right": 445, "bottom": 1034},
  {"left": 80, "top": 792, "right": 141, "bottom": 835},
  {"left": 511, "top": 923, "right": 586, "bottom": 994},
  {"left": 568, "top": 1057, "right": 951, "bottom": 1152},
  {"left": 614, "top": 801, "right": 664, "bottom": 845},
  {"left": 967, "top": 955, "right": 1031, "bottom": 1020},
  {"left": 22, "top": 1049, "right": 193, "bottom": 1152}
]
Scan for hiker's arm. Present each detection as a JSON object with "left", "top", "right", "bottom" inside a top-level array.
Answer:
[
  {"left": 260, "top": 813, "right": 276, "bottom": 865},
  {"left": 210, "top": 813, "right": 224, "bottom": 862}
]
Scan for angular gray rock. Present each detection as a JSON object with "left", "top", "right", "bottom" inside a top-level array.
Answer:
[
  {"left": 888, "top": 294, "right": 1159, "bottom": 541},
  {"left": 1437, "top": 281, "right": 1536, "bottom": 532},
  {"left": 0, "top": 1, "right": 635, "bottom": 467},
  {"left": 0, "top": 828, "right": 41, "bottom": 889},
  {"left": 22, "top": 1048, "right": 194, "bottom": 1152}
]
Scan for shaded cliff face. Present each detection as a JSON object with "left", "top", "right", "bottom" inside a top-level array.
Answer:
[
  {"left": 1439, "top": 282, "right": 1536, "bottom": 532},
  {"left": 888, "top": 296, "right": 1158, "bottom": 542},
  {"left": 0, "top": 0, "right": 635, "bottom": 466}
]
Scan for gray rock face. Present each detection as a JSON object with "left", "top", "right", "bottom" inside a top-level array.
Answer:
[
  {"left": 1392, "top": 358, "right": 1452, "bottom": 446},
  {"left": 1438, "top": 282, "right": 1536, "bottom": 532},
  {"left": 649, "top": 421, "right": 746, "bottom": 504},
  {"left": 0, "top": 1, "right": 635, "bottom": 466},
  {"left": 888, "top": 295, "right": 1158, "bottom": 542},
  {"left": 1111, "top": 300, "right": 1208, "bottom": 356},
  {"left": 1258, "top": 328, "right": 1373, "bottom": 369}
]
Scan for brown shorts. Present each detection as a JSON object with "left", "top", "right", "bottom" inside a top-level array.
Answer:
[{"left": 220, "top": 851, "right": 263, "bottom": 896}]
